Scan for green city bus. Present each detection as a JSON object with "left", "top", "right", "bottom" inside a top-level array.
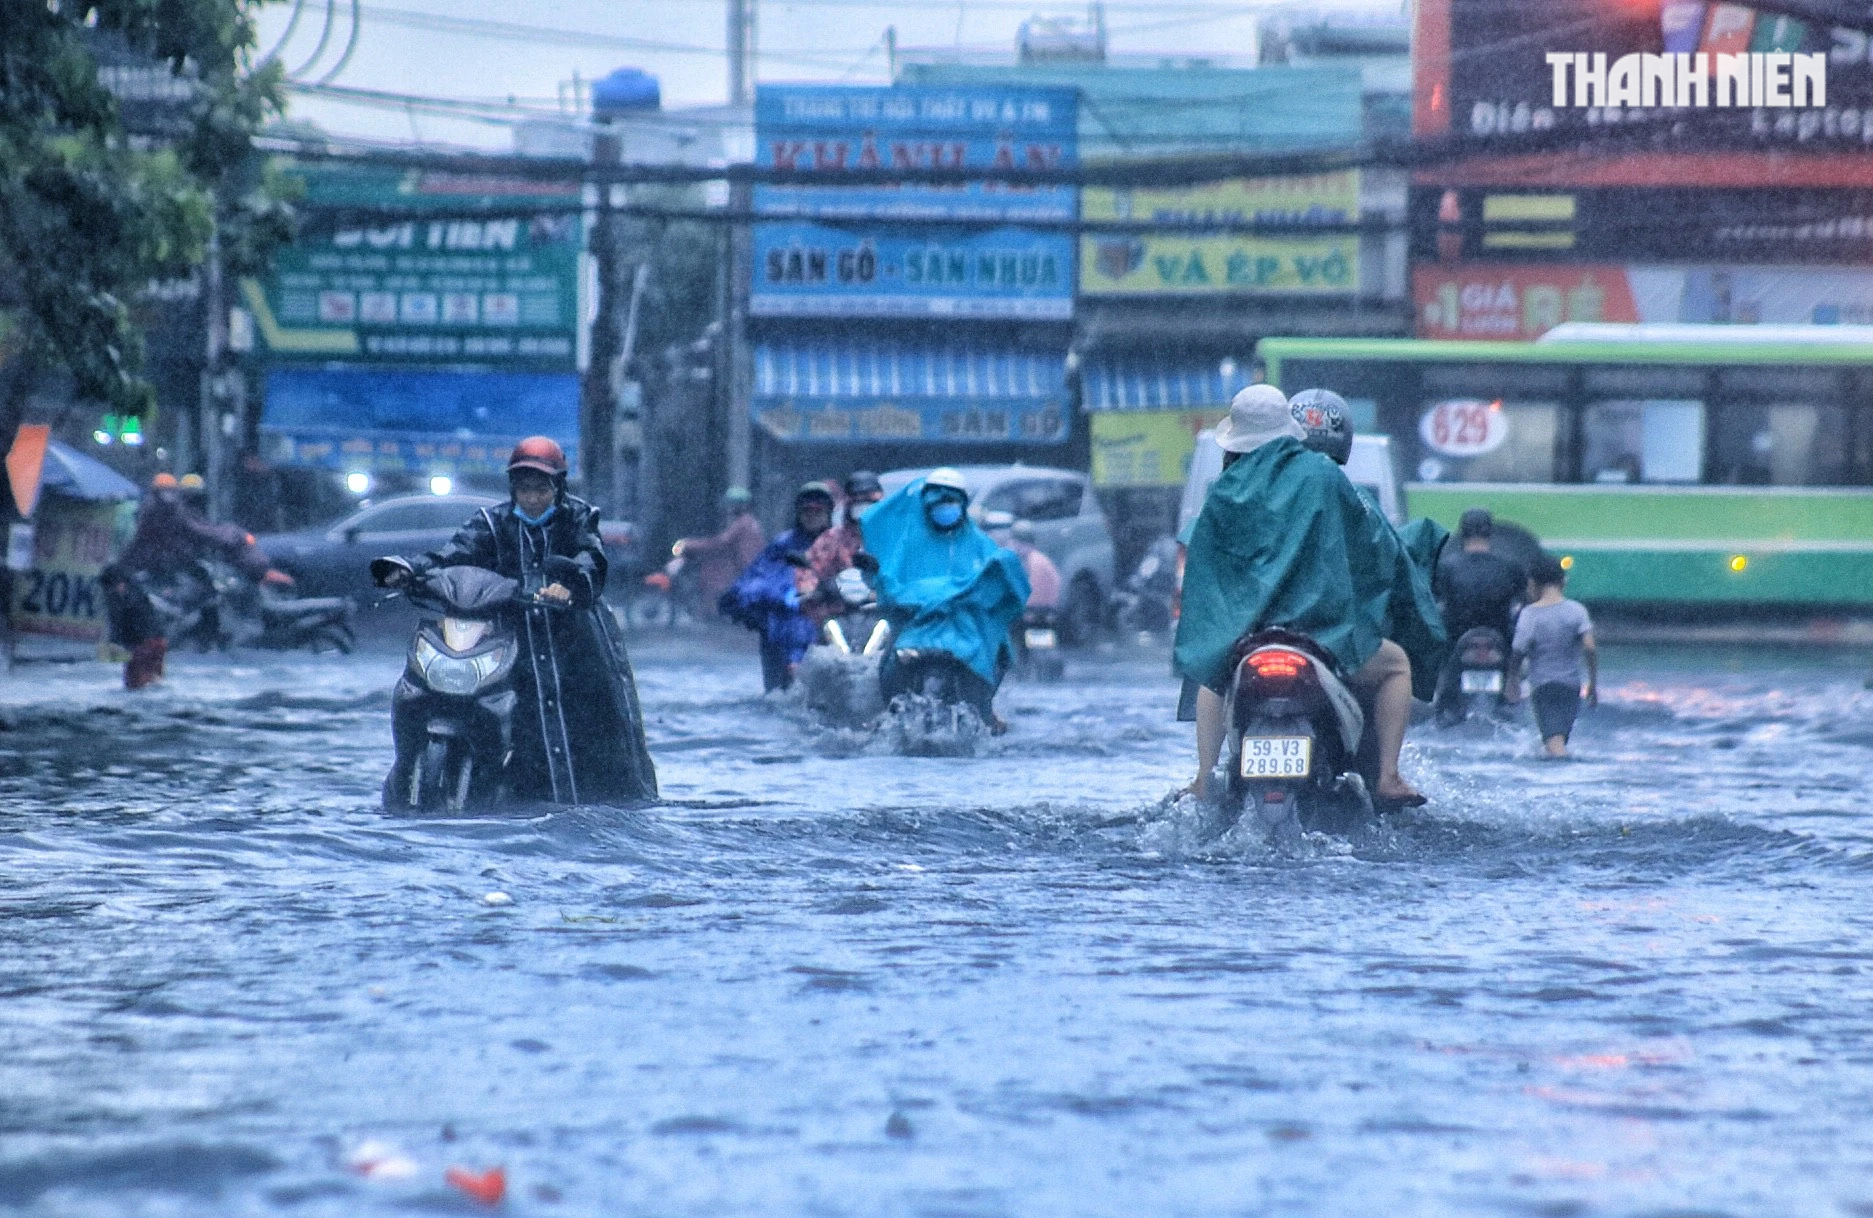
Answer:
[{"left": 1258, "top": 325, "right": 1873, "bottom": 609}]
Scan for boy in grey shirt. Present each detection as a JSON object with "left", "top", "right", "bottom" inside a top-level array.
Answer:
[{"left": 1510, "top": 554, "right": 1598, "bottom": 757}]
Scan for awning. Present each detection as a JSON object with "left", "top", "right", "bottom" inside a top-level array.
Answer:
[
  {"left": 1080, "top": 357, "right": 1258, "bottom": 412},
  {"left": 753, "top": 339, "right": 1069, "bottom": 444},
  {"left": 260, "top": 367, "right": 581, "bottom": 475}
]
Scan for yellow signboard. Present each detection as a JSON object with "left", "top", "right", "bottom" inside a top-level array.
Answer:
[
  {"left": 1080, "top": 172, "right": 1361, "bottom": 297},
  {"left": 1090, "top": 410, "right": 1225, "bottom": 489}
]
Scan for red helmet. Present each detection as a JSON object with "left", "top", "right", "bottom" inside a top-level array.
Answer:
[{"left": 507, "top": 436, "right": 567, "bottom": 480}]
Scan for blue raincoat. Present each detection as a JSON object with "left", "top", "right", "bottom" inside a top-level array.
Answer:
[
  {"left": 862, "top": 480, "right": 1030, "bottom": 686},
  {"left": 720, "top": 529, "right": 820, "bottom": 665}
]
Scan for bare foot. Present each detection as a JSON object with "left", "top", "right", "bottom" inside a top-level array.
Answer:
[
  {"left": 988, "top": 713, "right": 1009, "bottom": 736},
  {"left": 1375, "top": 779, "right": 1427, "bottom": 807}
]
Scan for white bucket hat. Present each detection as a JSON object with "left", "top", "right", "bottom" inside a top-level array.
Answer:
[{"left": 1213, "top": 384, "right": 1304, "bottom": 454}]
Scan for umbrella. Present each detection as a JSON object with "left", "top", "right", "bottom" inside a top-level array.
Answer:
[{"left": 37, "top": 440, "right": 140, "bottom": 502}]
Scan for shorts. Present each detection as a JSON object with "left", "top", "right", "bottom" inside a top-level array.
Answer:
[{"left": 1531, "top": 681, "right": 1581, "bottom": 741}]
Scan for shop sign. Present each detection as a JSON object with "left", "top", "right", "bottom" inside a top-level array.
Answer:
[
  {"left": 1415, "top": 261, "right": 1873, "bottom": 337},
  {"left": 1414, "top": 264, "right": 1640, "bottom": 339},
  {"left": 250, "top": 165, "right": 585, "bottom": 370},
  {"left": 1082, "top": 234, "right": 1355, "bottom": 296},
  {"left": 754, "top": 399, "right": 1067, "bottom": 444},
  {"left": 1089, "top": 411, "right": 1224, "bottom": 488},
  {"left": 754, "top": 85, "right": 1078, "bottom": 221},
  {"left": 750, "top": 222, "right": 1074, "bottom": 318},
  {"left": 1081, "top": 172, "right": 1361, "bottom": 297}
]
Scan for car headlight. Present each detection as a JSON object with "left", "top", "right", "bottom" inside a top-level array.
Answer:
[{"left": 413, "top": 635, "right": 513, "bottom": 695}]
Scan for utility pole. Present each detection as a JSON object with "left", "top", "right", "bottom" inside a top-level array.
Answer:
[
  {"left": 725, "top": 0, "right": 755, "bottom": 497},
  {"left": 582, "top": 126, "right": 626, "bottom": 512},
  {"left": 612, "top": 261, "right": 651, "bottom": 530},
  {"left": 727, "top": 0, "right": 756, "bottom": 107}
]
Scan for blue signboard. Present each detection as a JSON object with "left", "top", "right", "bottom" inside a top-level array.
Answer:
[
  {"left": 755, "top": 398, "right": 1067, "bottom": 445},
  {"left": 260, "top": 367, "right": 580, "bottom": 475},
  {"left": 754, "top": 85, "right": 1078, "bottom": 222},
  {"left": 750, "top": 222, "right": 1074, "bottom": 319}
]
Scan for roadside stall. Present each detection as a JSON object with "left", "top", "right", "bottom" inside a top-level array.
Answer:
[{"left": 4, "top": 425, "right": 140, "bottom": 664}]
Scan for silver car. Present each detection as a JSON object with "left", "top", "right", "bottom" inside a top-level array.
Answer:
[{"left": 880, "top": 464, "right": 1116, "bottom": 644}]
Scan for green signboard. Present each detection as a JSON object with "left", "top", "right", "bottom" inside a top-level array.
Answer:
[{"left": 246, "top": 164, "right": 586, "bottom": 370}]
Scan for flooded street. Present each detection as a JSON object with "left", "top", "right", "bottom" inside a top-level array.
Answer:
[{"left": 4, "top": 634, "right": 1873, "bottom": 1216}]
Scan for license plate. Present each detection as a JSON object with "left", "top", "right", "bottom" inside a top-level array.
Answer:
[
  {"left": 1461, "top": 669, "right": 1504, "bottom": 694},
  {"left": 1240, "top": 736, "right": 1312, "bottom": 779},
  {"left": 1024, "top": 628, "right": 1057, "bottom": 649}
]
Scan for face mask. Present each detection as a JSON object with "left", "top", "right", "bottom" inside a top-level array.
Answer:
[
  {"left": 926, "top": 501, "right": 964, "bottom": 530},
  {"left": 515, "top": 503, "right": 557, "bottom": 527}
]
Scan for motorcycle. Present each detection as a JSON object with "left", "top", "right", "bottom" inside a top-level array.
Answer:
[
  {"left": 380, "top": 565, "right": 558, "bottom": 812},
  {"left": 797, "top": 568, "right": 892, "bottom": 728},
  {"left": 1435, "top": 626, "right": 1509, "bottom": 727},
  {"left": 625, "top": 553, "right": 700, "bottom": 631},
  {"left": 1013, "top": 606, "right": 1065, "bottom": 682},
  {"left": 1109, "top": 535, "right": 1180, "bottom": 637},
  {"left": 143, "top": 558, "right": 354, "bottom": 654},
  {"left": 880, "top": 647, "right": 989, "bottom": 757},
  {"left": 1214, "top": 628, "right": 1379, "bottom": 838}
]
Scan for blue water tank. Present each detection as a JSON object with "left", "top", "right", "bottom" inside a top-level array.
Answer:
[{"left": 592, "top": 68, "right": 661, "bottom": 116}]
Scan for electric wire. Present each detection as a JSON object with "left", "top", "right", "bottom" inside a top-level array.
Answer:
[
  {"left": 287, "top": 0, "right": 339, "bottom": 80},
  {"left": 314, "top": 0, "right": 364, "bottom": 86},
  {"left": 259, "top": 0, "right": 310, "bottom": 65}
]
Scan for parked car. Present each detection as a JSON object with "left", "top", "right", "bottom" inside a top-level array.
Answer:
[
  {"left": 258, "top": 494, "right": 501, "bottom": 600},
  {"left": 880, "top": 464, "right": 1116, "bottom": 644},
  {"left": 263, "top": 493, "right": 645, "bottom": 602}
]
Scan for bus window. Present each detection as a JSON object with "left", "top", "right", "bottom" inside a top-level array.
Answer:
[
  {"left": 1415, "top": 399, "right": 1561, "bottom": 483},
  {"left": 1709, "top": 402, "right": 1849, "bottom": 486},
  {"left": 1583, "top": 400, "right": 1705, "bottom": 484}
]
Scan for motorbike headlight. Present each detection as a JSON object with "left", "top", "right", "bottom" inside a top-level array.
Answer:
[
  {"left": 425, "top": 652, "right": 485, "bottom": 696},
  {"left": 414, "top": 635, "right": 513, "bottom": 695}
]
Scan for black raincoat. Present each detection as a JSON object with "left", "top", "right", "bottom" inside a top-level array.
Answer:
[{"left": 406, "top": 494, "right": 658, "bottom": 804}]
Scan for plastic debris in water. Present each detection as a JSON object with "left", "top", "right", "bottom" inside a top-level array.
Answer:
[
  {"left": 484, "top": 892, "right": 513, "bottom": 906},
  {"left": 885, "top": 1111, "right": 913, "bottom": 1139},
  {"left": 446, "top": 1166, "right": 507, "bottom": 1206},
  {"left": 346, "top": 1141, "right": 419, "bottom": 1180}
]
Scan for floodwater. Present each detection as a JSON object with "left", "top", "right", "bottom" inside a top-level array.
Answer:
[{"left": 3, "top": 632, "right": 1873, "bottom": 1216}]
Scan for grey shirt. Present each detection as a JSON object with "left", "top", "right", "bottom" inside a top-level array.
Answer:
[{"left": 1513, "top": 599, "right": 1593, "bottom": 688}]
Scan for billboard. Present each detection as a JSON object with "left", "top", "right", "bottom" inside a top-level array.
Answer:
[
  {"left": 750, "top": 223, "right": 1074, "bottom": 319},
  {"left": 1089, "top": 410, "right": 1224, "bottom": 488},
  {"left": 1413, "top": 186, "right": 1873, "bottom": 263},
  {"left": 1414, "top": 261, "right": 1873, "bottom": 338},
  {"left": 260, "top": 367, "right": 581, "bottom": 474},
  {"left": 754, "top": 85, "right": 1079, "bottom": 221},
  {"left": 1080, "top": 173, "right": 1361, "bottom": 296},
  {"left": 1415, "top": 0, "right": 1873, "bottom": 181},
  {"left": 249, "top": 165, "right": 585, "bottom": 370},
  {"left": 754, "top": 398, "right": 1067, "bottom": 445}
]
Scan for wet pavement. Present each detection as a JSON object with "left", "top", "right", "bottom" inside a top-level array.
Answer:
[{"left": 3, "top": 633, "right": 1873, "bottom": 1216}]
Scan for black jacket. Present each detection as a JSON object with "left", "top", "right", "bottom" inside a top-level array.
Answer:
[{"left": 411, "top": 496, "right": 657, "bottom": 804}]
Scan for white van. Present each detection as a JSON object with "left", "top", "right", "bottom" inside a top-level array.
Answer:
[{"left": 1177, "top": 430, "right": 1403, "bottom": 536}]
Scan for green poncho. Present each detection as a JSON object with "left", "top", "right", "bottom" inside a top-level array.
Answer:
[{"left": 1173, "top": 437, "right": 1447, "bottom": 701}]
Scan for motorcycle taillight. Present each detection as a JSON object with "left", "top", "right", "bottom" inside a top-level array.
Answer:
[{"left": 1245, "top": 648, "right": 1309, "bottom": 680}]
